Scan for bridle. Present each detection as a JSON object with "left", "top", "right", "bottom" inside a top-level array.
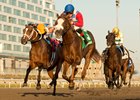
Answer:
[
  {"left": 55, "top": 17, "right": 76, "bottom": 45},
  {"left": 23, "top": 26, "right": 42, "bottom": 42}
]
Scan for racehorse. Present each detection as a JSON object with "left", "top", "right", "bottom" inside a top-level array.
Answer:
[
  {"left": 120, "top": 48, "right": 134, "bottom": 87},
  {"left": 103, "top": 32, "right": 134, "bottom": 88},
  {"left": 21, "top": 24, "right": 54, "bottom": 90},
  {"left": 104, "top": 31, "right": 122, "bottom": 89},
  {"left": 47, "top": 13, "right": 101, "bottom": 95}
]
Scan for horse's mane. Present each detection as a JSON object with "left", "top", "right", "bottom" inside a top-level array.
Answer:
[
  {"left": 26, "top": 23, "right": 37, "bottom": 29},
  {"left": 58, "top": 13, "right": 71, "bottom": 21}
]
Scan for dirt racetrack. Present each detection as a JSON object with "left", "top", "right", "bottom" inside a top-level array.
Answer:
[{"left": 0, "top": 87, "right": 140, "bottom": 100}]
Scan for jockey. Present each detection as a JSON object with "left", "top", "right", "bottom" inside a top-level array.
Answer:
[
  {"left": 103, "top": 27, "right": 124, "bottom": 58},
  {"left": 112, "top": 27, "right": 123, "bottom": 45},
  {"left": 64, "top": 4, "right": 87, "bottom": 42},
  {"left": 44, "top": 24, "right": 60, "bottom": 51},
  {"left": 112, "top": 27, "right": 124, "bottom": 55}
]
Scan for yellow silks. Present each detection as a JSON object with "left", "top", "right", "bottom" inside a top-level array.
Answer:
[
  {"left": 37, "top": 24, "right": 46, "bottom": 34},
  {"left": 112, "top": 27, "right": 120, "bottom": 34}
]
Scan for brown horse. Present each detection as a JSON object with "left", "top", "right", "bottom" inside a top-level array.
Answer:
[
  {"left": 120, "top": 48, "right": 134, "bottom": 87},
  {"left": 105, "top": 31, "right": 122, "bottom": 89},
  {"left": 103, "top": 32, "right": 134, "bottom": 88},
  {"left": 47, "top": 14, "right": 101, "bottom": 95},
  {"left": 21, "top": 24, "right": 54, "bottom": 90}
]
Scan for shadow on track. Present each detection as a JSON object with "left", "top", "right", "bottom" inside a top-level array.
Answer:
[{"left": 19, "top": 92, "right": 74, "bottom": 97}]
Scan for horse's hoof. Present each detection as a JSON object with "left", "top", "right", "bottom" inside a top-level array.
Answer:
[
  {"left": 81, "top": 71, "right": 86, "bottom": 80},
  {"left": 69, "top": 85, "right": 74, "bottom": 90},
  {"left": 116, "top": 85, "right": 121, "bottom": 89},
  {"left": 47, "top": 85, "right": 52, "bottom": 89},
  {"left": 81, "top": 75, "right": 85, "bottom": 80},
  {"left": 108, "top": 84, "right": 114, "bottom": 89},
  {"left": 69, "top": 82, "right": 75, "bottom": 90},
  {"left": 36, "top": 85, "right": 41, "bottom": 90},
  {"left": 22, "top": 83, "right": 27, "bottom": 87},
  {"left": 124, "top": 82, "right": 127, "bottom": 85},
  {"left": 52, "top": 93, "right": 56, "bottom": 96},
  {"left": 75, "top": 87, "right": 81, "bottom": 91}
]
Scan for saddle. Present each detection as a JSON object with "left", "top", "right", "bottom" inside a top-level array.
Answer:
[
  {"left": 45, "top": 37, "right": 61, "bottom": 64},
  {"left": 77, "top": 29, "right": 92, "bottom": 49}
]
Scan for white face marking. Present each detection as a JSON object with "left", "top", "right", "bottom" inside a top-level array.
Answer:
[
  {"left": 23, "top": 28, "right": 29, "bottom": 39},
  {"left": 55, "top": 18, "right": 64, "bottom": 30}
]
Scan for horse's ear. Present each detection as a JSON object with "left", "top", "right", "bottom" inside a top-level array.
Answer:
[
  {"left": 108, "top": 30, "right": 110, "bottom": 34},
  {"left": 56, "top": 13, "right": 59, "bottom": 18}
]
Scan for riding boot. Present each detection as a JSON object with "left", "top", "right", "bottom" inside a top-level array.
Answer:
[{"left": 76, "top": 28, "right": 88, "bottom": 44}]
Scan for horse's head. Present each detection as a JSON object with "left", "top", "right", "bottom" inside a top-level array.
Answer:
[
  {"left": 21, "top": 24, "right": 38, "bottom": 45},
  {"left": 54, "top": 13, "right": 72, "bottom": 38},
  {"left": 106, "top": 31, "right": 116, "bottom": 47}
]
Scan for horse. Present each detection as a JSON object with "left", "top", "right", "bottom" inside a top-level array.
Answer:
[
  {"left": 120, "top": 48, "right": 134, "bottom": 87},
  {"left": 47, "top": 13, "right": 101, "bottom": 95},
  {"left": 104, "top": 31, "right": 122, "bottom": 89},
  {"left": 21, "top": 24, "right": 54, "bottom": 90},
  {"left": 103, "top": 32, "right": 134, "bottom": 88}
]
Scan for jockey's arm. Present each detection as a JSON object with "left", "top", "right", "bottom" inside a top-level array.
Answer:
[{"left": 74, "top": 12, "right": 83, "bottom": 27}]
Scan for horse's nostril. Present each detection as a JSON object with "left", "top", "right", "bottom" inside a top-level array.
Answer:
[{"left": 21, "top": 38, "right": 27, "bottom": 45}]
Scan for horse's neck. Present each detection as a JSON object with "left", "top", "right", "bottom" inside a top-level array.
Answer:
[
  {"left": 108, "top": 44, "right": 117, "bottom": 55},
  {"left": 31, "top": 39, "right": 46, "bottom": 48},
  {"left": 63, "top": 29, "right": 78, "bottom": 42}
]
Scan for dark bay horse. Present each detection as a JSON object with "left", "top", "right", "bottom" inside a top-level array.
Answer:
[
  {"left": 47, "top": 14, "right": 101, "bottom": 95},
  {"left": 103, "top": 32, "right": 134, "bottom": 88},
  {"left": 21, "top": 24, "right": 54, "bottom": 89},
  {"left": 120, "top": 48, "right": 134, "bottom": 87},
  {"left": 105, "top": 31, "right": 122, "bottom": 89}
]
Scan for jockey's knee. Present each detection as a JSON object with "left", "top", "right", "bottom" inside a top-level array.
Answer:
[{"left": 76, "top": 28, "right": 82, "bottom": 33}]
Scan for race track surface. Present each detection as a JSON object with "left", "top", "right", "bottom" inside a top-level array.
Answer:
[{"left": 0, "top": 87, "right": 140, "bottom": 100}]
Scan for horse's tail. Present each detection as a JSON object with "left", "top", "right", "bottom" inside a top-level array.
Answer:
[{"left": 92, "top": 48, "right": 101, "bottom": 63}]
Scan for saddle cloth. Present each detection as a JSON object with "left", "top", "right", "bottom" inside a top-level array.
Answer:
[{"left": 77, "top": 29, "right": 92, "bottom": 49}]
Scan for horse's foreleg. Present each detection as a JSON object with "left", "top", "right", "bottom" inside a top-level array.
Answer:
[
  {"left": 108, "top": 69, "right": 114, "bottom": 89},
  {"left": 62, "top": 62, "right": 70, "bottom": 82},
  {"left": 23, "top": 66, "right": 32, "bottom": 87},
  {"left": 69, "top": 64, "right": 76, "bottom": 90},
  {"left": 81, "top": 58, "right": 90, "bottom": 80},
  {"left": 128, "top": 69, "right": 134, "bottom": 87},
  {"left": 115, "top": 65, "right": 122, "bottom": 88},
  {"left": 50, "top": 62, "right": 62, "bottom": 96},
  {"left": 128, "top": 61, "right": 134, "bottom": 87},
  {"left": 36, "top": 67, "right": 42, "bottom": 90},
  {"left": 128, "top": 73, "right": 132, "bottom": 87},
  {"left": 121, "top": 63, "right": 128, "bottom": 87}
]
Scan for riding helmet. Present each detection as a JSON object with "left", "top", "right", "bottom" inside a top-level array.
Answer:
[
  {"left": 112, "top": 27, "right": 120, "bottom": 34},
  {"left": 64, "top": 4, "right": 74, "bottom": 13}
]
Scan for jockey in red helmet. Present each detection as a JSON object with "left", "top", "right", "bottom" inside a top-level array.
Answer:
[{"left": 64, "top": 4, "right": 84, "bottom": 37}]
